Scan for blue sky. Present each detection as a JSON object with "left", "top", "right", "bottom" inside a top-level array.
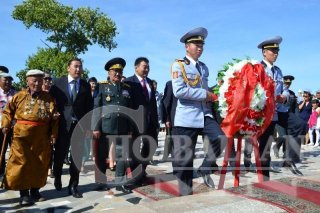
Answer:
[{"left": 1, "top": 0, "right": 319, "bottom": 94}]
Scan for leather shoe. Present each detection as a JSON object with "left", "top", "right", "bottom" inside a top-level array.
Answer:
[
  {"left": 197, "top": 169, "right": 215, "bottom": 188},
  {"left": 64, "top": 158, "right": 71, "bottom": 165},
  {"left": 283, "top": 161, "right": 303, "bottom": 176},
  {"left": 116, "top": 185, "right": 132, "bottom": 194},
  {"left": 269, "top": 165, "right": 282, "bottom": 173},
  {"left": 94, "top": 183, "right": 108, "bottom": 191},
  {"left": 68, "top": 186, "right": 83, "bottom": 198},
  {"left": 149, "top": 160, "right": 157, "bottom": 165},
  {"left": 30, "top": 191, "right": 46, "bottom": 202},
  {"left": 54, "top": 177, "right": 62, "bottom": 191},
  {"left": 19, "top": 195, "right": 34, "bottom": 206}
]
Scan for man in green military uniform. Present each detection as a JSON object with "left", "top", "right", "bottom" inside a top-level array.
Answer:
[{"left": 91, "top": 57, "right": 133, "bottom": 193}]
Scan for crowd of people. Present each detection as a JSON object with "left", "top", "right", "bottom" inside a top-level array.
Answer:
[{"left": 0, "top": 27, "right": 319, "bottom": 207}]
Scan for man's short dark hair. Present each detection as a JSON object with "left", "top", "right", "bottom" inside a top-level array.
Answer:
[
  {"left": 88, "top": 77, "right": 97, "bottom": 83},
  {"left": 68, "top": 58, "right": 82, "bottom": 66},
  {"left": 134, "top": 57, "right": 149, "bottom": 66}
]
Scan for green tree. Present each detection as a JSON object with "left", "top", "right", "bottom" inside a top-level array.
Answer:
[{"left": 12, "top": 0, "right": 117, "bottom": 88}]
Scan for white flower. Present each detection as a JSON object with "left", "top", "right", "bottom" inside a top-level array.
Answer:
[
  {"left": 218, "top": 59, "right": 259, "bottom": 119},
  {"left": 218, "top": 58, "right": 268, "bottom": 136},
  {"left": 250, "top": 83, "right": 267, "bottom": 111}
]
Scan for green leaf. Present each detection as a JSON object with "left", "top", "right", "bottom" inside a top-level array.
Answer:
[{"left": 12, "top": 0, "right": 117, "bottom": 88}]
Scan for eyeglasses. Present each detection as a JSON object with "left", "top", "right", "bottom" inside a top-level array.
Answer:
[
  {"left": 303, "top": 95, "right": 309, "bottom": 98},
  {"left": 44, "top": 77, "right": 52, "bottom": 81}
]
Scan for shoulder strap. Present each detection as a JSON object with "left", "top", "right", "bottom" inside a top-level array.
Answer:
[{"left": 173, "top": 59, "right": 200, "bottom": 87}]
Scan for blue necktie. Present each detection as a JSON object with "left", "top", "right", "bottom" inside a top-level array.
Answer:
[
  {"left": 271, "top": 67, "right": 275, "bottom": 79},
  {"left": 71, "top": 80, "right": 77, "bottom": 102},
  {"left": 196, "top": 62, "right": 202, "bottom": 76}
]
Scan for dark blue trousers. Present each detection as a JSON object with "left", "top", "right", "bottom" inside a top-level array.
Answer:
[
  {"left": 277, "top": 112, "right": 305, "bottom": 163},
  {"left": 258, "top": 111, "right": 305, "bottom": 181},
  {"left": 172, "top": 116, "right": 226, "bottom": 196}
]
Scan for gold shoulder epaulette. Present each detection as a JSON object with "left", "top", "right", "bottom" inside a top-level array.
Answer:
[
  {"left": 99, "top": 80, "right": 109, "bottom": 84},
  {"left": 175, "top": 58, "right": 190, "bottom": 65},
  {"left": 122, "top": 82, "right": 130, "bottom": 88},
  {"left": 173, "top": 58, "right": 199, "bottom": 87}
]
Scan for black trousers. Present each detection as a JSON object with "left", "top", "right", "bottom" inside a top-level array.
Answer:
[
  {"left": 258, "top": 112, "right": 305, "bottom": 181},
  {"left": 115, "top": 137, "right": 130, "bottom": 186},
  {"left": 275, "top": 124, "right": 287, "bottom": 156},
  {"left": 95, "top": 133, "right": 109, "bottom": 184},
  {"left": 130, "top": 124, "right": 158, "bottom": 181},
  {"left": 53, "top": 122, "right": 83, "bottom": 187},
  {"left": 172, "top": 116, "right": 226, "bottom": 196},
  {"left": 278, "top": 112, "right": 305, "bottom": 163},
  {"left": 257, "top": 121, "right": 276, "bottom": 181},
  {"left": 162, "top": 127, "right": 174, "bottom": 161}
]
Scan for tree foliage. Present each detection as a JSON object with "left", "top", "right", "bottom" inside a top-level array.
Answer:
[
  {"left": 27, "top": 48, "right": 75, "bottom": 77},
  {"left": 12, "top": 0, "right": 117, "bottom": 88}
]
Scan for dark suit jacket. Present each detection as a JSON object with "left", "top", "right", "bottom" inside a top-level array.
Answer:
[
  {"left": 125, "top": 75, "right": 159, "bottom": 134},
  {"left": 161, "top": 80, "right": 177, "bottom": 126},
  {"left": 287, "top": 89, "right": 298, "bottom": 114},
  {"left": 50, "top": 76, "right": 93, "bottom": 132}
]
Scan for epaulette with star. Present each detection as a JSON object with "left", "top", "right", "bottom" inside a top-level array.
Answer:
[
  {"left": 175, "top": 57, "right": 190, "bottom": 65},
  {"left": 99, "top": 80, "right": 110, "bottom": 84},
  {"left": 122, "top": 82, "right": 130, "bottom": 88}
]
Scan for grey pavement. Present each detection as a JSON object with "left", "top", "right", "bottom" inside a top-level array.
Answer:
[{"left": 1, "top": 132, "right": 320, "bottom": 212}]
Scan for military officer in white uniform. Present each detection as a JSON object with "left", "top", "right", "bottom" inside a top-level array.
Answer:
[{"left": 171, "top": 27, "right": 226, "bottom": 196}]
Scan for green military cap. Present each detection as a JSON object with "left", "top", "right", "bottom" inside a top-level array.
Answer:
[{"left": 104, "top": 57, "right": 126, "bottom": 71}]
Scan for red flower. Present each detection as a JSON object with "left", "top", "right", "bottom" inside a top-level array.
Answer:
[{"left": 220, "top": 61, "right": 275, "bottom": 138}]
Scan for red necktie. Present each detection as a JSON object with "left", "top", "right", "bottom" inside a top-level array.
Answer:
[{"left": 141, "top": 79, "right": 149, "bottom": 99}]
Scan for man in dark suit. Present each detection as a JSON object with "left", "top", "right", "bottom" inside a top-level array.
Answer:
[
  {"left": 124, "top": 57, "right": 159, "bottom": 184},
  {"left": 50, "top": 58, "right": 93, "bottom": 198},
  {"left": 161, "top": 80, "right": 177, "bottom": 160}
]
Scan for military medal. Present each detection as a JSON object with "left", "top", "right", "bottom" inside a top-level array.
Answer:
[{"left": 105, "top": 87, "right": 112, "bottom": 101}]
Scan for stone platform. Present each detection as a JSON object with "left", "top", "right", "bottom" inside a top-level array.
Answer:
[{"left": 1, "top": 132, "right": 320, "bottom": 212}]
